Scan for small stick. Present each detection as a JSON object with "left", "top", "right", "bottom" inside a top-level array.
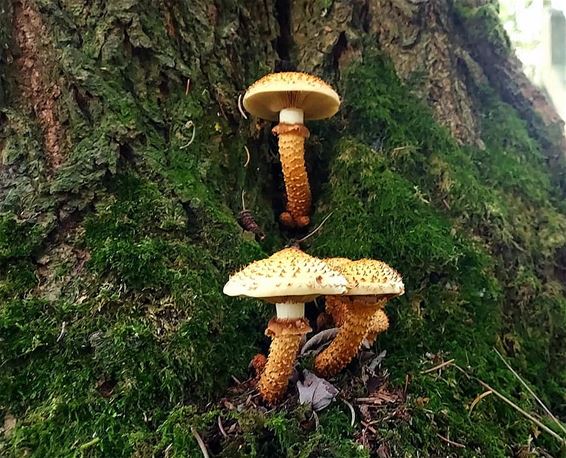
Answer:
[
  {"left": 342, "top": 398, "right": 356, "bottom": 427},
  {"left": 79, "top": 437, "right": 100, "bottom": 451},
  {"left": 217, "top": 416, "right": 228, "bottom": 438},
  {"left": 231, "top": 375, "right": 242, "bottom": 385},
  {"left": 312, "top": 410, "right": 320, "bottom": 430},
  {"left": 185, "top": 78, "right": 191, "bottom": 95},
  {"left": 361, "top": 421, "right": 377, "bottom": 434},
  {"left": 421, "top": 359, "right": 454, "bottom": 374},
  {"left": 191, "top": 427, "right": 210, "bottom": 458},
  {"left": 56, "top": 321, "right": 67, "bottom": 342},
  {"left": 494, "top": 348, "right": 566, "bottom": 435},
  {"left": 436, "top": 433, "right": 465, "bottom": 449},
  {"left": 469, "top": 390, "right": 493, "bottom": 415},
  {"left": 241, "top": 190, "right": 246, "bottom": 211},
  {"left": 180, "top": 121, "right": 196, "bottom": 149},
  {"left": 453, "top": 364, "right": 566, "bottom": 445},
  {"left": 238, "top": 93, "right": 248, "bottom": 120},
  {"left": 295, "top": 212, "right": 334, "bottom": 244},
  {"left": 243, "top": 145, "right": 250, "bottom": 168}
]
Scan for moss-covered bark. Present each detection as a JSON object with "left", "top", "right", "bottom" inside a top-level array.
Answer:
[{"left": 1, "top": 0, "right": 565, "bottom": 456}]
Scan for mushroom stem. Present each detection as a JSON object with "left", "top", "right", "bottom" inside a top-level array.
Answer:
[
  {"left": 315, "top": 297, "right": 384, "bottom": 378},
  {"left": 325, "top": 295, "right": 348, "bottom": 327},
  {"left": 258, "top": 317, "right": 312, "bottom": 404},
  {"left": 273, "top": 123, "right": 311, "bottom": 228},
  {"left": 326, "top": 296, "right": 389, "bottom": 343},
  {"left": 365, "top": 309, "right": 389, "bottom": 345}
]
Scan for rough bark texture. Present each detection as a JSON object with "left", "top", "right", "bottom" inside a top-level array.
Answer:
[{"left": 1, "top": 0, "right": 565, "bottom": 456}]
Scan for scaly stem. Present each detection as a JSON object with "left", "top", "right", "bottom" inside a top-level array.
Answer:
[
  {"left": 273, "top": 123, "right": 311, "bottom": 228},
  {"left": 365, "top": 309, "right": 389, "bottom": 345},
  {"left": 257, "top": 317, "right": 311, "bottom": 404},
  {"left": 315, "top": 298, "right": 375, "bottom": 378}
]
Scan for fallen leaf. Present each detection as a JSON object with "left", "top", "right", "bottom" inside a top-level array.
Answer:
[
  {"left": 300, "top": 328, "right": 339, "bottom": 357},
  {"left": 297, "top": 370, "right": 338, "bottom": 411}
]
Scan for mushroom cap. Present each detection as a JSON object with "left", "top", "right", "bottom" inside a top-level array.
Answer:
[
  {"left": 323, "top": 257, "right": 352, "bottom": 270},
  {"left": 243, "top": 72, "right": 340, "bottom": 121},
  {"left": 338, "top": 259, "right": 404, "bottom": 297},
  {"left": 223, "top": 247, "right": 348, "bottom": 301}
]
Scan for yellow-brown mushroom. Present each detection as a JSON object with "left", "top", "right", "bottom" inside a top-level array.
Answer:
[
  {"left": 243, "top": 72, "right": 340, "bottom": 228},
  {"left": 223, "top": 247, "right": 347, "bottom": 404},
  {"left": 323, "top": 257, "right": 391, "bottom": 343},
  {"left": 315, "top": 259, "right": 404, "bottom": 378}
]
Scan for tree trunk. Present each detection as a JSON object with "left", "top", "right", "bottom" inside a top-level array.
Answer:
[{"left": 1, "top": 0, "right": 565, "bottom": 456}]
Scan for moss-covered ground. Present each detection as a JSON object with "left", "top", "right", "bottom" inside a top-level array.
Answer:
[{"left": 1, "top": 3, "right": 565, "bottom": 456}]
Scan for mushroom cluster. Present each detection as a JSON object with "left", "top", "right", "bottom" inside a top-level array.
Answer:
[
  {"left": 223, "top": 248, "right": 348, "bottom": 404},
  {"left": 224, "top": 248, "right": 404, "bottom": 404},
  {"left": 243, "top": 72, "right": 340, "bottom": 228}
]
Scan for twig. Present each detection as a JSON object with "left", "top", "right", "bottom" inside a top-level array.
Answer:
[
  {"left": 453, "top": 364, "right": 566, "bottom": 445},
  {"left": 342, "top": 398, "right": 356, "bottom": 427},
  {"left": 56, "top": 321, "right": 66, "bottom": 342},
  {"left": 191, "top": 426, "right": 210, "bottom": 458},
  {"left": 238, "top": 93, "right": 248, "bottom": 120},
  {"left": 295, "top": 212, "right": 334, "bottom": 243},
  {"left": 436, "top": 433, "right": 465, "bottom": 449},
  {"left": 243, "top": 145, "right": 250, "bottom": 168},
  {"left": 231, "top": 375, "right": 242, "bottom": 385},
  {"left": 180, "top": 120, "right": 196, "bottom": 149},
  {"left": 79, "top": 437, "right": 100, "bottom": 451},
  {"left": 361, "top": 421, "right": 377, "bottom": 434},
  {"left": 241, "top": 190, "right": 246, "bottom": 211},
  {"left": 421, "top": 359, "right": 454, "bottom": 374},
  {"left": 164, "top": 443, "right": 173, "bottom": 457},
  {"left": 217, "top": 416, "right": 228, "bottom": 438},
  {"left": 185, "top": 78, "right": 191, "bottom": 95},
  {"left": 469, "top": 390, "right": 493, "bottom": 415},
  {"left": 312, "top": 410, "right": 320, "bottom": 430},
  {"left": 493, "top": 347, "right": 566, "bottom": 435}
]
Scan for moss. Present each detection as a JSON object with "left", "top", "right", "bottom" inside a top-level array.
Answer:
[
  {"left": 1, "top": 1, "right": 565, "bottom": 455},
  {"left": 0, "top": 214, "right": 44, "bottom": 262},
  {"left": 304, "top": 54, "right": 566, "bottom": 455},
  {"left": 453, "top": 2, "right": 512, "bottom": 54}
]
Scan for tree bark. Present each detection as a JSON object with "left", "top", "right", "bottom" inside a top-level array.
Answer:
[{"left": 1, "top": 0, "right": 565, "bottom": 456}]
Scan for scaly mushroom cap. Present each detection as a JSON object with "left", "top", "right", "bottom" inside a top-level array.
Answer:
[
  {"left": 243, "top": 72, "right": 340, "bottom": 121},
  {"left": 223, "top": 247, "right": 348, "bottom": 302},
  {"left": 340, "top": 259, "right": 405, "bottom": 297},
  {"left": 323, "top": 257, "right": 352, "bottom": 270}
]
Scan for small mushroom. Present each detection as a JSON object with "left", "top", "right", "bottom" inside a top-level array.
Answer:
[
  {"left": 314, "top": 259, "right": 404, "bottom": 378},
  {"left": 223, "top": 247, "right": 347, "bottom": 404},
  {"left": 324, "top": 257, "right": 391, "bottom": 343},
  {"left": 243, "top": 72, "right": 340, "bottom": 228}
]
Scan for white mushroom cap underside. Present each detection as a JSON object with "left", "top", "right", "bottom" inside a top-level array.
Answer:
[
  {"left": 223, "top": 248, "right": 348, "bottom": 298},
  {"left": 339, "top": 259, "right": 405, "bottom": 296},
  {"left": 243, "top": 72, "right": 340, "bottom": 121}
]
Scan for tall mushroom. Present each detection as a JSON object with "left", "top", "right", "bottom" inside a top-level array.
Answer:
[
  {"left": 243, "top": 72, "right": 340, "bottom": 228},
  {"left": 314, "top": 259, "right": 404, "bottom": 378},
  {"left": 223, "top": 247, "right": 348, "bottom": 404},
  {"left": 324, "top": 257, "right": 392, "bottom": 344}
]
